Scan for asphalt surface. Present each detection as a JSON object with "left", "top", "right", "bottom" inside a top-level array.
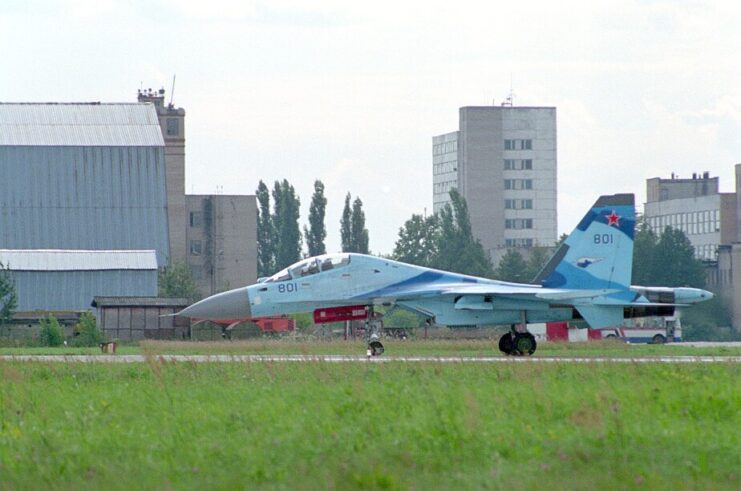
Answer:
[{"left": 1, "top": 354, "right": 739, "bottom": 363}]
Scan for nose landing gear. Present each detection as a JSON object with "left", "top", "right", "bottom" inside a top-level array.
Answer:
[{"left": 365, "top": 309, "right": 384, "bottom": 357}]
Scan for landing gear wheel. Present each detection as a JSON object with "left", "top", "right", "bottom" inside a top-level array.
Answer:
[
  {"left": 498, "top": 332, "right": 514, "bottom": 355},
  {"left": 511, "top": 332, "right": 537, "bottom": 356},
  {"left": 368, "top": 338, "right": 384, "bottom": 357}
]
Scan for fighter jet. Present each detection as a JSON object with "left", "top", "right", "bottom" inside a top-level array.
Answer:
[{"left": 178, "top": 193, "right": 713, "bottom": 356}]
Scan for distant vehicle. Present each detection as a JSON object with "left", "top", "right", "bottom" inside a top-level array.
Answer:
[
  {"left": 533, "top": 317, "right": 681, "bottom": 344},
  {"left": 601, "top": 316, "right": 682, "bottom": 344},
  {"left": 179, "top": 193, "right": 712, "bottom": 356}
]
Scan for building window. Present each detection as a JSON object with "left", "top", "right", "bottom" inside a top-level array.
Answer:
[
  {"left": 166, "top": 118, "right": 179, "bottom": 136},
  {"left": 504, "top": 179, "right": 533, "bottom": 190},
  {"left": 505, "top": 219, "right": 533, "bottom": 230},
  {"left": 506, "top": 238, "right": 534, "bottom": 247},
  {"left": 190, "top": 211, "right": 202, "bottom": 227},
  {"left": 190, "top": 265, "right": 203, "bottom": 280},
  {"left": 505, "top": 199, "right": 533, "bottom": 210},
  {"left": 504, "top": 159, "right": 533, "bottom": 170},
  {"left": 190, "top": 240, "right": 202, "bottom": 256},
  {"left": 504, "top": 139, "right": 533, "bottom": 151}
]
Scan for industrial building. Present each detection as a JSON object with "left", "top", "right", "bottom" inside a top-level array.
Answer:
[
  {"left": 0, "top": 91, "right": 258, "bottom": 314},
  {"left": 186, "top": 194, "right": 258, "bottom": 296},
  {"left": 137, "top": 89, "right": 257, "bottom": 297},
  {"left": 0, "top": 102, "right": 171, "bottom": 265},
  {"left": 644, "top": 172, "right": 737, "bottom": 261},
  {"left": 136, "top": 89, "right": 186, "bottom": 263},
  {"left": 433, "top": 105, "right": 557, "bottom": 265},
  {"left": 643, "top": 168, "right": 741, "bottom": 331},
  {"left": 0, "top": 250, "right": 157, "bottom": 312}
]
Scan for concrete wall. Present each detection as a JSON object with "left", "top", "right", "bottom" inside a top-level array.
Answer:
[
  {"left": 459, "top": 107, "right": 504, "bottom": 260},
  {"left": 186, "top": 194, "right": 257, "bottom": 296}
]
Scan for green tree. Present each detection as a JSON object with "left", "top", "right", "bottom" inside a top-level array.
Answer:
[
  {"left": 71, "top": 311, "right": 105, "bottom": 347},
  {"left": 653, "top": 227, "right": 706, "bottom": 287},
  {"left": 494, "top": 249, "right": 530, "bottom": 283},
  {"left": 0, "top": 261, "right": 17, "bottom": 324},
  {"left": 351, "top": 197, "right": 370, "bottom": 254},
  {"left": 633, "top": 223, "right": 705, "bottom": 288},
  {"left": 256, "top": 180, "right": 275, "bottom": 277},
  {"left": 632, "top": 217, "right": 658, "bottom": 285},
  {"left": 525, "top": 246, "right": 552, "bottom": 283},
  {"left": 340, "top": 193, "right": 352, "bottom": 252},
  {"left": 159, "top": 261, "right": 201, "bottom": 302},
  {"left": 304, "top": 180, "right": 327, "bottom": 257},
  {"left": 272, "top": 180, "right": 302, "bottom": 270},
  {"left": 392, "top": 214, "right": 439, "bottom": 267},
  {"left": 681, "top": 295, "right": 734, "bottom": 340},
  {"left": 431, "top": 189, "right": 493, "bottom": 277},
  {"left": 39, "top": 315, "right": 64, "bottom": 347}
]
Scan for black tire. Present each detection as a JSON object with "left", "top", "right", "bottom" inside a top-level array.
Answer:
[
  {"left": 652, "top": 334, "right": 666, "bottom": 344},
  {"left": 369, "top": 340, "right": 384, "bottom": 356},
  {"left": 498, "top": 332, "right": 514, "bottom": 355},
  {"left": 511, "top": 332, "right": 537, "bottom": 356}
]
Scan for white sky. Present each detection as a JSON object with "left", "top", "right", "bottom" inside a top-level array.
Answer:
[{"left": 2, "top": 0, "right": 740, "bottom": 255}]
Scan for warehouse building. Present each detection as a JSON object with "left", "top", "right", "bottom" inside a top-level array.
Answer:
[
  {"left": 0, "top": 103, "right": 171, "bottom": 265},
  {"left": 0, "top": 249, "right": 157, "bottom": 312}
]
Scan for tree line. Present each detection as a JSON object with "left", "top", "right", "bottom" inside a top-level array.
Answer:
[{"left": 257, "top": 179, "right": 370, "bottom": 276}]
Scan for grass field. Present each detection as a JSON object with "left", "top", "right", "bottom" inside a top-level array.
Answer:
[
  {"left": 1, "top": 338, "right": 741, "bottom": 357},
  {"left": 1, "top": 353, "right": 739, "bottom": 489}
]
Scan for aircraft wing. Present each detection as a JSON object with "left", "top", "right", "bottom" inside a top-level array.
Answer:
[{"left": 356, "top": 280, "right": 619, "bottom": 304}]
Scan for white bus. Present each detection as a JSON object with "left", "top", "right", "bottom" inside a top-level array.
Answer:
[{"left": 601, "top": 316, "right": 682, "bottom": 344}]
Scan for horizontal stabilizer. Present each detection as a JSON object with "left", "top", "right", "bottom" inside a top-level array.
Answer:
[{"left": 575, "top": 305, "right": 624, "bottom": 329}]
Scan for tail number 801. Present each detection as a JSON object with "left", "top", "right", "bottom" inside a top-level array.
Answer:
[{"left": 593, "top": 234, "right": 614, "bottom": 244}]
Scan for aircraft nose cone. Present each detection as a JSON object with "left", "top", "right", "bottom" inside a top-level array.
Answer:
[{"left": 178, "top": 287, "right": 251, "bottom": 321}]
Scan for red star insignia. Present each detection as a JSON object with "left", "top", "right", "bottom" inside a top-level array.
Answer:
[{"left": 606, "top": 210, "right": 620, "bottom": 226}]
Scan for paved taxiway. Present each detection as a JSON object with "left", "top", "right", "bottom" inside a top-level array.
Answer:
[{"left": 1, "top": 355, "right": 739, "bottom": 363}]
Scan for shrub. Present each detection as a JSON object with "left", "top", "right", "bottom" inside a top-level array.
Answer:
[
  {"left": 71, "top": 311, "right": 105, "bottom": 347},
  {"left": 39, "top": 316, "right": 64, "bottom": 347}
]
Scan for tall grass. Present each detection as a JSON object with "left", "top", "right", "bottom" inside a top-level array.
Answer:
[{"left": 0, "top": 360, "right": 738, "bottom": 489}]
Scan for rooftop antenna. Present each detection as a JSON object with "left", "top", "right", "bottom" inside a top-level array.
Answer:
[
  {"left": 169, "top": 74, "right": 176, "bottom": 106},
  {"left": 502, "top": 73, "right": 515, "bottom": 107}
]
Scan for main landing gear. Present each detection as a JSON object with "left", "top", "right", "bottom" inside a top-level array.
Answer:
[
  {"left": 498, "top": 324, "right": 537, "bottom": 356},
  {"left": 365, "top": 308, "right": 384, "bottom": 357}
]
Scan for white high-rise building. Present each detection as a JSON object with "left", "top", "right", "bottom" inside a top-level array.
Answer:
[{"left": 433, "top": 106, "right": 557, "bottom": 265}]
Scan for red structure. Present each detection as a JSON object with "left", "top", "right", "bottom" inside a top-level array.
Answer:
[
  {"left": 253, "top": 317, "right": 295, "bottom": 333},
  {"left": 313, "top": 305, "right": 369, "bottom": 324}
]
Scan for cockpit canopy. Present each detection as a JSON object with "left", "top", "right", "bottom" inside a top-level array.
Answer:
[{"left": 265, "top": 254, "right": 351, "bottom": 282}]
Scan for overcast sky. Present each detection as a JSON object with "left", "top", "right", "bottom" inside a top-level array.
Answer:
[{"left": 2, "top": 0, "right": 740, "bottom": 255}]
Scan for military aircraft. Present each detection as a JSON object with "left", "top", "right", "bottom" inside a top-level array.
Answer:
[{"left": 178, "top": 193, "right": 713, "bottom": 356}]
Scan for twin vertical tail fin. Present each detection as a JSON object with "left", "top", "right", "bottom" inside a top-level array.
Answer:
[{"left": 533, "top": 194, "right": 636, "bottom": 328}]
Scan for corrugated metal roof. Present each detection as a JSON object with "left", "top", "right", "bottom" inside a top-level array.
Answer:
[
  {"left": 0, "top": 250, "right": 158, "bottom": 271},
  {"left": 0, "top": 103, "right": 165, "bottom": 146}
]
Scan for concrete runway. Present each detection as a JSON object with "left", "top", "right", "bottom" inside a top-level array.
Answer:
[{"left": 1, "top": 354, "right": 739, "bottom": 363}]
